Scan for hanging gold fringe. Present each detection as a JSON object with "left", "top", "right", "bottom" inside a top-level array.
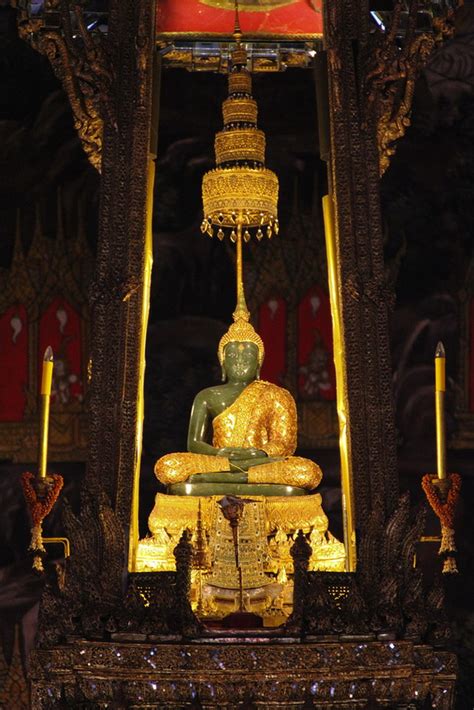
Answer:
[
  {"left": 29, "top": 523, "right": 46, "bottom": 572},
  {"left": 439, "top": 523, "right": 456, "bottom": 555},
  {"left": 442, "top": 556, "right": 458, "bottom": 574}
]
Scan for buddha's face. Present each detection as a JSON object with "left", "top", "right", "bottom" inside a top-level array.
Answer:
[{"left": 223, "top": 341, "right": 260, "bottom": 383}]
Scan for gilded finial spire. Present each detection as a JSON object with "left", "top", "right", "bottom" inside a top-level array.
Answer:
[{"left": 233, "top": 0, "right": 242, "bottom": 43}]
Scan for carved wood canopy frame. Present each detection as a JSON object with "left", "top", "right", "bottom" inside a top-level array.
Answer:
[{"left": 15, "top": 0, "right": 456, "bottom": 653}]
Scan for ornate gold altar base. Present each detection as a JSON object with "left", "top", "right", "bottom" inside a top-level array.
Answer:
[
  {"left": 137, "top": 493, "right": 345, "bottom": 621},
  {"left": 29, "top": 639, "right": 457, "bottom": 708}
]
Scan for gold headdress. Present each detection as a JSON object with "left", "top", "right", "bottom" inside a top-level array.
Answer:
[{"left": 218, "top": 293, "right": 265, "bottom": 367}]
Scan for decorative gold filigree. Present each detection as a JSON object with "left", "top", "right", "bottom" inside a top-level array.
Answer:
[
  {"left": 248, "top": 457, "right": 322, "bottom": 488},
  {"left": 139, "top": 493, "right": 344, "bottom": 620},
  {"left": 201, "top": 0, "right": 298, "bottom": 10},
  {"left": 366, "top": 1, "right": 464, "bottom": 174},
  {"left": 229, "top": 70, "right": 253, "bottom": 94},
  {"left": 215, "top": 128, "right": 265, "bottom": 164},
  {"left": 201, "top": 38, "right": 278, "bottom": 238},
  {"left": 218, "top": 315, "right": 265, "bottom": 364},
  {"left": 155, "top": 452, "right": 229, "bottom": 486},
  {"left": 202, "top": 167, "right": 278, "bottom": 229},
  {"left": 364, "top": 1, "right": 436, "bottom": 175},
  {"left": 265, "top": 493, "right": 327, "bottom": 532},
  {"left": 223, "top": 97, "right": 258, "bottom": 124}
]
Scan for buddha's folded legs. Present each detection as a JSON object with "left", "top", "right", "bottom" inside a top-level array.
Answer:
[
  {"left": 247, "top": 457, "right": 322, "bottom": 490},
  {"left": 155, "top": 452, "right": 321, "bottom": 490},
  {"left": 155, "top": 452, "right": 231, "bottom": 485}
]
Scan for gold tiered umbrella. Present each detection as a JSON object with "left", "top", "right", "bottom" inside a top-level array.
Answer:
[
  {"left": 201, "top": 15, "right": 279, "bottom": 313},
  {"left": 201, "top": 34, "right": 279, "bottom": 242}
]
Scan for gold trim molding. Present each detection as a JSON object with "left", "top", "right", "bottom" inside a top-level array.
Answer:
[{"left": 200, "top": 0, "right": 299, "bottom": 11}]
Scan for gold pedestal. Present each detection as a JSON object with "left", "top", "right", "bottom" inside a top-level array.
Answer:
[{"left": 137, "top": 493, "right": 345, "bottom": 622}]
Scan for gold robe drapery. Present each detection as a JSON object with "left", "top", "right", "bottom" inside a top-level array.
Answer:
[{"left": 155, "top": 381, "right": 322, "bottom": 489}]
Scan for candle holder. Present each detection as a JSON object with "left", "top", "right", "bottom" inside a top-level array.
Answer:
[
  {"left": 421, "top": 342, "right": 461, "bottom": 573},
  {"left": 20, "top": 346, "right": 67, "bottom": 572},
  {"left": 421, "top": 473, "right": 462, "bottom": 574},
  {"left": 21, "top": 471, "right": 64, "bottom": 572}
]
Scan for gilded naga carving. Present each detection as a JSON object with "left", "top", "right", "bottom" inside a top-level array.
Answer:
[
  {"left": 364, "top": 1, "right": 438, "bottom": 175},
  {"left": 14, "top": 0, "right": 114, "bottom": 171}
]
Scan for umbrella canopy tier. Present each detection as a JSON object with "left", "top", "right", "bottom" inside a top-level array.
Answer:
[
  {"left": 215, "top": 128, "right": 265, "bottom": 166},
  {"left": 228, "top": 70, "right": 252, "bottom": 95},
  {"left": 202, "top": 167, "right": 278, "bottom": 233},
  {"left": 223, "top": 97, "right": 258, "bottom": 126}
]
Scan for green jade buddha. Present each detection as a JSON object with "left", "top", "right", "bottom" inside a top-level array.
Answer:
[{"left": 155, "top": 310, "right": 322, "bottom": 496}]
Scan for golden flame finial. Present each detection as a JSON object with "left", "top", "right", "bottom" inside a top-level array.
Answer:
[{"left": 233, "top": 0, "right": 242, "bottom": 44}]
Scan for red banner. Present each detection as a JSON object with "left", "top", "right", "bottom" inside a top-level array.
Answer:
[
  {"left": 0, "top": 305, "right": 28, "bottom": 422},
  {"left": 156, "top": 0, "right": 323, "bottom": 37},
  {"left": 297, "top": 286, "right": 335, "bottom": 400},
  {"left": 38, "top": 298, "right": 83, "bottom": 405},
  {"left": 259, "top": 296, "right": 287, "bottom": 385}
]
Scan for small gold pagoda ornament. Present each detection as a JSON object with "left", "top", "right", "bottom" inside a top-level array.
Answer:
[{"left": 201, "top": 14, "right": 279, "bottom": 243}]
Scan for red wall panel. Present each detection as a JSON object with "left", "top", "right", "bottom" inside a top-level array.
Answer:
[
  {"left": 259, "top": 296, "right": 287, "bottom": 385},
  {"left": 297, "top": 286, "right": 335, "bottom": 400},
  {"left": 39, "top": 298, "right": 83, "bottom": 405},
  {"left": 0, "top": 305, "right": 28, "bottom": 421}
]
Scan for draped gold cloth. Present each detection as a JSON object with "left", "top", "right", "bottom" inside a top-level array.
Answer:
[{"left": 155, "top": 381, "right": 322, "bottom": 489}]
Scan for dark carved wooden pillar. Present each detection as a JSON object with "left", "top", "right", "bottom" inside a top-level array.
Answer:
[
  {"left": 86, "top": 0, "right": 156, "bottom": 525},
  {"left": 324, "top": 0, "right": 399, "bottom": 529}
]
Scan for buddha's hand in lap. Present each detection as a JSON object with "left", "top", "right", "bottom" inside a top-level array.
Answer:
[
  {"left": 217, "top": 447, "right": 267, "bottom": 461},
  {"left": 228, "top": 454, "right": 285, "bottom": 472},
  {"left": 215, "top": 447, "right": 266, "bottom": 472}
]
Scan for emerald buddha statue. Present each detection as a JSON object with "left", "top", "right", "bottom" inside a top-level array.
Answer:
[{"left": 155, "top": 303, "right": 322, "bottom": 492}]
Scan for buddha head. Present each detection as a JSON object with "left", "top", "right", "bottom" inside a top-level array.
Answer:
[{"left": 218, "top": 310, "right": 264, "bottom": 383}]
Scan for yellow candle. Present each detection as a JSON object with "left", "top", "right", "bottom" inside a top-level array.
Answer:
[
  {"left": 38, "top": 346, "right": 54, "bottom": 479},
  {"left": 435, "top": 343, "right": 446, "bottom": 392},
  {"left": 40, "top": 347, "right": 54, "bottom": 395},
  {"left": 435, "top": 342, "right": 446, "bottom": 480}
]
